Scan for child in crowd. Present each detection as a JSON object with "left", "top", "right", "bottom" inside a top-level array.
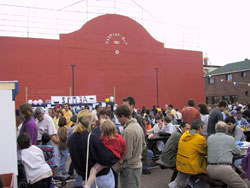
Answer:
[
  {"left": 57, "top": 117, "right": 68, "bottom": 175},
  {"left": 17, "top": 133, "right": 52, "bottom": 187},
  {"left": 84, "top": 119, "right": 126, "bottom": 188},
  {"left": 38, "top": 133, "right": 55, "bottom": 170}
]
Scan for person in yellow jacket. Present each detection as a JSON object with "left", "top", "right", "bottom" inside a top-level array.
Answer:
[
  {"left": 62, "top": 103, "right": 73, "bottom": 129},
  {"left": 168, "top": 120, "right": 208, "bottom": 188}
]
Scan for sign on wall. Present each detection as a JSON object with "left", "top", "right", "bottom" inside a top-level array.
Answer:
[{"left": 51, "top": 96, "right": 97, "bottom": 104}]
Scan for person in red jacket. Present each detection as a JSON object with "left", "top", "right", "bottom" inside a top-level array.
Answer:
[
  {"left": 181, "top": 99, "right": 201, "bottom": 125},
  {"left": 84, "top": 119, "right": 126, "bottom": 188}
]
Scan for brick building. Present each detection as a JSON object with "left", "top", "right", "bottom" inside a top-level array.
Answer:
[{"left": 205, "top": 59, "right": 250, "bottom": 105}]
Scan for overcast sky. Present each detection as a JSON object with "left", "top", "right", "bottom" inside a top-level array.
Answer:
[{"left": 0, "top": 0, "right": 249, "bottom": 66}]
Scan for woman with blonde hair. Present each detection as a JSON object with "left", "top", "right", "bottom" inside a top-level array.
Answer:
[{"left": 68, "top": 110, "right": 117, "bottom": 188}]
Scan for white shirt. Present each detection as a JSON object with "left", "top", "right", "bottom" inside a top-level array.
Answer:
[
  {"left": 162, "top": 122, "right": 176, "bottom": 134},
  {"left": 36, "top": 114, "right": 57, "bottom": 140},
  {"left": 148, "top": 123, "right": 163, "bottom": 134},
  {"left": 18, "top": 145, "right": 52, "bottom": 184}
]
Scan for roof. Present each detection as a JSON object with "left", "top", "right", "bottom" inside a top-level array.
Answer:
[{"left": 207, "top": 59, "right": 250, "bottom": 76}]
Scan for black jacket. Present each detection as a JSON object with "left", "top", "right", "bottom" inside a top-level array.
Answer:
[{"left": 68, "top": 130, "right": 117, "bottom": 180}]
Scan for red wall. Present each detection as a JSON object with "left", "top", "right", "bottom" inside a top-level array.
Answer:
[{"left": 0, "top": 14, "right": 205, "bottom": 109}]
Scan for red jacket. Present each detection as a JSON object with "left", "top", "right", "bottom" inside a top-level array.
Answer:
[{"left": 101, "top": 134, "right": 126, "bottom": 160}]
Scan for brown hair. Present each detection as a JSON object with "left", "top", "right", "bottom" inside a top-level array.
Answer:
[
  {"left": 19, "top": 103, "right": 33, "bottom": 120},
  {"left": 100, "top": 119, "right": 117, "bottom": 139}
]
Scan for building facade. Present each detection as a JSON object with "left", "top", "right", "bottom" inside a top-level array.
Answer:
[{"left": 205, "top": 59, "right": 250, "bottom": 105}]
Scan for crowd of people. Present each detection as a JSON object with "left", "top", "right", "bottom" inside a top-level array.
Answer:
[{"left": 14, "top": 97, "right": 250, "bottom": 188}]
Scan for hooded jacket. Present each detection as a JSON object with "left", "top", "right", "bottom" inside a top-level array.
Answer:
[{"left": 176, "top": 129, "right": 207, "bottom": 175}]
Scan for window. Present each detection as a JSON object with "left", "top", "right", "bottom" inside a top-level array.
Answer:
[
  {"left": 241, "top": 71, "right": 247, "bottom": 78},
  {"left": 208, "top": 77, "right": 214, "bottom": 84},
  {"left": 222, "top": 96, "right": 230, "bottom": 103},
  {"left": 212, "top": 96, "right": 219, "bottom": 104},
  {"left": 226, "top": 74, "right": 232, "bottom": 82},
  {"left": 230, "top": 95, "right": 238, "bottom": 103}
]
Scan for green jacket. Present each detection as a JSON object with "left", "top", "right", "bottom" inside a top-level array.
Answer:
[{"left": 161, "top": 128, "right": 183, "bottom": 167}]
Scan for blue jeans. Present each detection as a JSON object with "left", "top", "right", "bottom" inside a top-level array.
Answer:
[
  {"left": 52, "top": 144, "right": 59, "bottom": 167},
  {"left": 143, "top": 149, "right": 153, "bottom": 170},
  {"left": 82, "top": 169, "right": 115, "bottom": 188},
  {"left": 74, "top": 175, "right": 82, "bottom": 186},
  {"left": 58, "top": 149, "right": 68, "bottom": 174}
]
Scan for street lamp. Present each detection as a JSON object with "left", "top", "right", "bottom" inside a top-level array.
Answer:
[
  {"left": 155, "top": 67, "right": 159, "bottom": 107},
  {"left": 71, "top": 64, "right": 75, "bottom": 96}
]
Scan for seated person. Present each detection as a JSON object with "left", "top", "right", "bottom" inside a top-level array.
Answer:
[
  {"left": 169, "top": 120, "right": 208, "bottom": 188},
  {"left": 235, "top": 110, "right": 250, "bottom": 129},
  {"left": 162, "top": 116, "right": 176, "bottom": 134},
  {"left": 147, "top": 116, "right": 163, "bottom": 134},
  {"left": 225, "top": 116, "right": 246, "bottom": 141},
  {"left": 160, "top": 122, "right": 190, "bottom": 167},
  {"left": 147, "top": 116, "right": 165, "bottom": 151},
  {"left": 207, "top": 121, "right": 247, "bottom": 188},
  {"left": 17, "top": 133, "right": 52, "bottom": 188}
]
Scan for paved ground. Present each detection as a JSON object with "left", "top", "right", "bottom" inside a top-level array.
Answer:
[{"left": 61, "top": 164, "right": 250, "bottom": 188}]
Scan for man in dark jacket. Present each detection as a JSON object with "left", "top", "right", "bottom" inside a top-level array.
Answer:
[{"left": 161, "top": 122, "right": 191, "bottom": 167}]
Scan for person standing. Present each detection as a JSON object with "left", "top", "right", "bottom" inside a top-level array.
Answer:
[
  {"left": 207, "top": 121, "right": 247, "bottom": 188},
  {"left": 115, "top": 105, "right": 145, "bottom": 188},
  {"left": 62, "top": 103, "right": 72, "bottom": 129},
  {"left": 181, "top": 99, "right": 201, "bottom": 125},
  {"left": 19, "top": 103, "right": 38, "bottom": 145},
  {"left": 68, "top": 110, "right": 117, "bottom": 188},
  {"left": 207, "top": 101, "right": 227, "bottom": 136},
  {"left": 123, "top": 96, "right": 152, "bottom": 175}
]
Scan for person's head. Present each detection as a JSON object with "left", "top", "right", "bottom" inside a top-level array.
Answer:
[
  {"left": 179, "top": 121, "right": 191, "bottom": 132},
  {"left": 70, "top": 115, "right": 77, "bottom": 123},
  {"left": 48, "top": 108, "right": 54, "bottom": 116},
  {"left": 164, "top": 116, "right": 171, "bottom": 124},
  {"left": 41, "top": 133, "right": 51, "bottom": 144},
  {"left": 188, "top": 99, "right": 195, "bottom": 107},
  {"left": 34, "top": 107, "right": 45, "bottom": 121},
  {"left": 95, "top": 105, "right": 102, "bottom": 112},
  {"left": 98, "top": 108, "right": 111, "bottom": 120},
  {"left": 106, "top": 104, "right": 112, "bottom": 112},
  {"left": 123, "top": 96, "right": 136, "bottom": 112},
  {"left": 215, "top": 121, "right": 228, "bottom": 133},
  {"left": 155, "top": 115, "right": 162, "bottom": 124},
  {"left": 198, "top": 103, "right": 209, "bottom": 115},
  {"left": 191, "top": 120, "right": 204, "bottom": 134},
  {"left": 74, "top": 109, "right": 93, "bottom": 133},
  {"left": 218, "top": 101, "right": 227, "bottom": 111},
  {"left": 144, "top": 118, "right": 150, "bottom": 125},
  {"left": 63, "top": 103, "right": 70, "bottom": 111},
  {"left": 19, "top": 103, "right": 33, "bottom": 121},
  {"left": 168, "top": 104, "right": 174, "bottom": 110},
  {"left": 57, "top": 110, "right": 64, "bottom": 118},
  {"left": 100, "top": 119, "right": 117, "bottom": 139},
  {"left": 231, "top": 110, "right": 237, "bottom": 117},
  {"left": 236, "top": 110, "right": 243, "bottom": 120},
  {"left": 225, "top": 116, "right": 236, "bottom": 131},
  {"left": 17, "top": 133, "right": 31, "bottom": 149},
  {"left": 115, "top": 104, "right": 131, "bottom": 125},
  {"left": 58, "top": 116, "right": 67, "bottom": 127}
]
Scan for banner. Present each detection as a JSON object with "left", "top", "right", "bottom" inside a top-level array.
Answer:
[{"left": 51, "top": 95, "right": 97, "bottom": 104}]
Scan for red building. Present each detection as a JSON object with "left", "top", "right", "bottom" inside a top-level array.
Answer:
[{"left": 0, "top": 14, "right": 204, "bottom": 109}]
